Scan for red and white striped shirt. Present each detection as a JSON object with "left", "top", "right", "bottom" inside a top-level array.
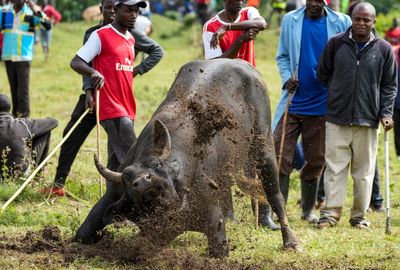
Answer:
[{"left": 203, "top": 7, "right": 261, "bottom": 67}]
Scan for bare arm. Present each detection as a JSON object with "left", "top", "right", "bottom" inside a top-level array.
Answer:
[
  {"left": 70, "top": 55, "right": 104, "bottom": 90},
  {"left": 213, "top": 28, "right": 258, "bottom": 59},
  {"left": 210, "top": 17, "right": 266, "bottom": 49}
]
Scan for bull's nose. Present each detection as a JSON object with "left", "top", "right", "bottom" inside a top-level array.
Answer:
[{"left": 132, "top": 174, "right": 151, "bottom": 188}]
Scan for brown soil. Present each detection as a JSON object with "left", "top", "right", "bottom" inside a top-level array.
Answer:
[
  {"left": 0, "top": 225, "right": 262, "bottom": 269},
  {"left": 188, "top": 99, "right": 237, "bottom": 146}
]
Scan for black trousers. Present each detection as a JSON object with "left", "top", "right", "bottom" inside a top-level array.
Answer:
[
  {"left": 32, "top": 131, "right": 51, "bottom": 167},
  {"left": 101, "top": 117, "right": 136, "bottom": 171},
  {"left": 54, "top": 94, "right": 96, "bottom": 187},
  {"left": 5, "top": 61, "right": 31, "bottom": 117}
]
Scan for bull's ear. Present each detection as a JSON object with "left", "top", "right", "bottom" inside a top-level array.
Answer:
[{"left": 152, "top": 120, "right": 171, "bottom": 161}]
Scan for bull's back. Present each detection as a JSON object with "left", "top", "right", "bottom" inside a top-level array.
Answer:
[{"left": 157, "top": 59, "right": 271, "bottom": 134}]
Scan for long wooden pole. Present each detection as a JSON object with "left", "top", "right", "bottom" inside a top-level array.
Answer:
[
  {"left": 1, "top": 108, "right": 91, "bottom": 211},
  {"left": 96, "top": 89, "right": 103, "bottom": 196}
]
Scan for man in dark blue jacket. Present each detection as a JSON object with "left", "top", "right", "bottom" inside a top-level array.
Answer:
[{"left": 317, "top": 2, "right": 397, "bottom": 230}]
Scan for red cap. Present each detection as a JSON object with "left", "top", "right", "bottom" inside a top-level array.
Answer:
[{"left": 324, "top": 0, "right": 331, "bottom": 5}]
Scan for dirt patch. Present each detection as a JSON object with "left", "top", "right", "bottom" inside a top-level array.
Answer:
[
  {"left": 188, "top": 99, "right": 237, "bottom": 147},
  {"left": 0, "top": 226, "right": 262, "bottom": 269}
]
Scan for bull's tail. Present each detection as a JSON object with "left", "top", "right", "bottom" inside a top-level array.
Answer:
[{"left": 235, "top": 176, "right": 268, "bottom": 204}]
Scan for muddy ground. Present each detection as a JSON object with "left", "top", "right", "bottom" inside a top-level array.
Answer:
[{"left": 0, "top": 225, "right": 262, "bottom": 269}]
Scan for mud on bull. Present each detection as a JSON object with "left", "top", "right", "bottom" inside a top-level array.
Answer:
[{"left": 76, "top": 58, "right": 300, "bottom": 257}]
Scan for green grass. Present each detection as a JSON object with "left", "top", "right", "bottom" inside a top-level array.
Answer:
[{"left": 0, "top": 15, "right": 400, "bottom": 269}]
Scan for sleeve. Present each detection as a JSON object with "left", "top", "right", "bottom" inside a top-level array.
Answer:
[
  {"left": 379, "top": 43, "right": 398, "bottom": 118},
  {"left": 203, "top": 31, "right": 222, "bottom": 59},
  {"left": 76, "top": 31, "right": 101, "bottom": 64},
  {"left": 131, "top": 29, "right": 164, "bottom": 75},
  {"left": 50, "top": 6, "right": 62, "bottom": 23},
  {"left": 33, "top": 12, "right": 52, "bottom": 30},
  {"left": 246, "top": 7, "right": 263, "bottom": 20},
  {"left": 316, "top": 38, "right": 336, "bottom": 86},
  {"left": 22, "top": 117, "right": 58, "bottom": 138},
  {"left": 275, "top": 14, "right": 292, "bottom": 88},
  {"left": 82, "top": 27, "right": 98, "bottom": 91}
]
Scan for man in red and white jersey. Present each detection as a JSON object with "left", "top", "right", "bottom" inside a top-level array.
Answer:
[
  {"left": 70, "top": 0, "right": 147, "bottom": 171},
  {"left": 202, "top": 0, "right": 266, "bottom": 67}
]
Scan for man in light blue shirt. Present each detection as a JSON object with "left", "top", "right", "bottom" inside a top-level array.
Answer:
[{"left": 272, "top": 0, "right": 351, "bottom": 223}]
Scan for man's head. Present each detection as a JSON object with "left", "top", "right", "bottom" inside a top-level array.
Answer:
[
  {"left": 305, "top": 0, "right": 326, "bottom": 19},
  {"left": 12, "top": 0, "right": 24, "bottom": 10},
  {"left": 113, "top": 0, "right": 146, "bottom": 29},
  {"left": 351, "top": 2, "right": 376, "bottom": 42},
  {"left": 224, "top": 0, "right": 243, "bottom": 15},
  {"left": 0, "top": 94, "right": 11, "bottom": 113},
  {"left": 101, "top": 0, "right": 115, "bottom": 25}
]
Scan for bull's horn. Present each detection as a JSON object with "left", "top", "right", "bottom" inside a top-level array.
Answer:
[{"left": 94, "top": 155, "right": 122, "bottom": 183}]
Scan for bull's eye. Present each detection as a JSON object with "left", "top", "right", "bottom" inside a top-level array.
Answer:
[{"left": 154, "top": 163, "right": 162, "bottom": 172}]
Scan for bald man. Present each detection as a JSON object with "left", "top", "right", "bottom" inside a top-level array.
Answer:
[{"left": 317, "top": 2, "right": 397, "bottom": 230}]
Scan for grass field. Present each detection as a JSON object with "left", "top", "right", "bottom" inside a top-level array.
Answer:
[{"left": 0, "top": 15, "right": 399, "bottom": 269}]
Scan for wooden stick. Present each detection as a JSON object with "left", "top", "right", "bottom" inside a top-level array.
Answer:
[
  {"left": 96, "top": 88, "right": 103, "bottom": 196},
  {"left": 1, "top": 108, "right": 91, "bottom": 211},
  {"left": 278, "top": 69, "right": 297, "bottom": 171},
  {"left": 277, "top": 93, "right": 294, "bottom": 170}
]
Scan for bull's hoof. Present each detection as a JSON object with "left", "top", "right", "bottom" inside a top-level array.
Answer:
[
  {"left": 75, "top": 230, "right": 103, "bottom": 245},
  {"left": 208, "top": 239, "right": 229, "bottom": 258}
]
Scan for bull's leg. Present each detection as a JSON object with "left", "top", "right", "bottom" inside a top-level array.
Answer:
[
  {"left": 205, "top": 205, "right": 229, "bottom": 258},
  {"left": 76, "top": 182, "right": 123, "bottom": 244},
  {"left": 260, "top": 155, "right": 301, "bottom": 251},
  {"left": 220, "top": 185, "right": 234, "bottom": 220}
]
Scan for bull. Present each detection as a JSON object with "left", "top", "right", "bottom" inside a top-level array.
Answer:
[{"left": 76, "top": 59, "right": 300, "bottom": 257}]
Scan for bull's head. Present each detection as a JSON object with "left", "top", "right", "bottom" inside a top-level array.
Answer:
[{"left": 95, "top": 120, "right": 182, "bottom": 213}]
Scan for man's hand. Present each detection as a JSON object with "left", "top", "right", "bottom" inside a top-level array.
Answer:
[
  {"left": 210, "top": 25, "right": 228, "bottom": 49},
  {"left": 381, "top": 117, "right": 394, "bottom": 131},
  {"left": 285, "top": 78, "right": 299, "bottom": 93},
  {"left": 91, "top": 70, "right": 104, "bottom": 90},
  {"left": 238, "top": 28, "right": 260, "bottom": 43},
  {"left": 26, "top": 0, "right": 41, "bottom": 14},
  {"left": 85, "top": 89, "right": 94, "bottom": 111}
]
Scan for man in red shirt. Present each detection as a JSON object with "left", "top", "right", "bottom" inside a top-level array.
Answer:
[
  {"left": 70, "top": 0, "right": 146, "bottom": 172},
  {"left": 39, "top": 0, "right": 62, "bottom": 60},
  {"left": 202, "top": 0, "right": 266, "bottom": 67}
]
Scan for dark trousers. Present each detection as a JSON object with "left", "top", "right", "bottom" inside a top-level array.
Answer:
[
  {"left": 5, "top": 61, "right": 31, "bottom": 117},
  {"left": 393, "top": 108, "right": 400, "bottom": 156},
  {"left": 54, "top": 94, "right": 96, "bottom": 187},
  {"left": 32, "top": 131, "right": 51, "bottom": 167},
  {"left": 101, "top": 117, "right": 136, "bottom": 171},
  {"left": 370, "top": 160, "right": 383, "bottom": 207},
  {"left": 274, "top": 114, "right": 326, "bottom": 181}
]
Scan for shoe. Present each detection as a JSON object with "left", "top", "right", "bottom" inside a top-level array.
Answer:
[
  {"left": 368, "top": 204, "right": 384, "bottom": 212},
  {"left": 40, "top": 186, "right": 65, "bottom": 197},
  {"left": 350, "top": 220, "right": 370, "bottom": 231},
  {"left": 352, "top": 222, "right": 371, "bottom": 231},
  {"left": 317, "top": 217, "right": 337, "bottom": 230}
]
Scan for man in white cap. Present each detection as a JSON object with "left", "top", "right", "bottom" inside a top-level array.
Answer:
[
  {"left": 272, "top": 0, "right": 351, "bottom": 223},
  {"left": 70, "top": 0, "right": 147, "bottom": 175}
]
